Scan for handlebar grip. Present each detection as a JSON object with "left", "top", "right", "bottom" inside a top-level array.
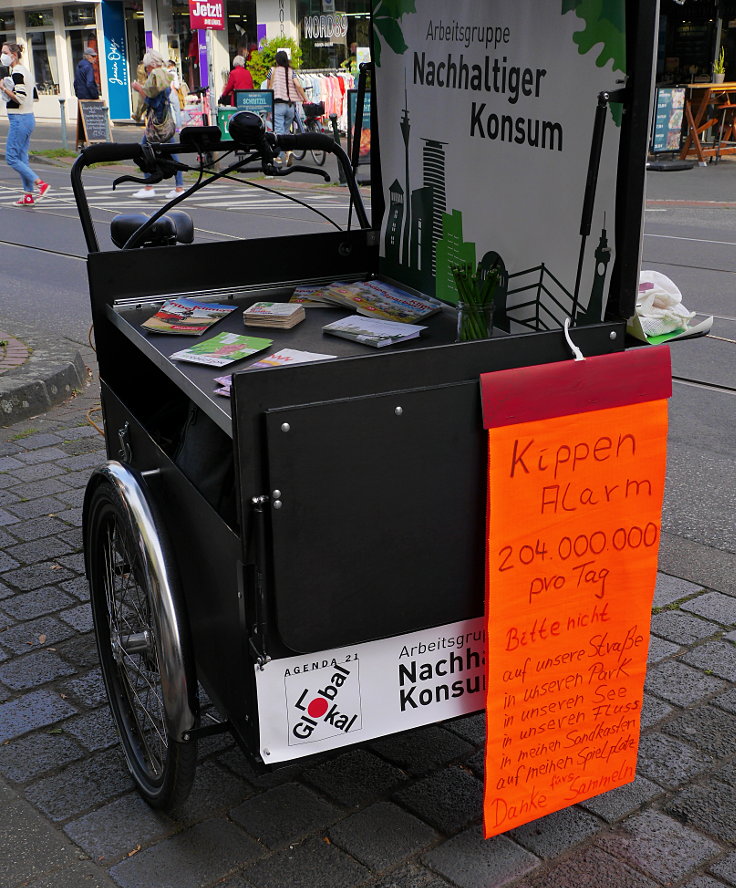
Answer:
[
  {"left": 275, "top": 132, "right": 335, "bottom": 152},
  {"left": 79, "top": 142, "right": 145, "bottom": 165}
]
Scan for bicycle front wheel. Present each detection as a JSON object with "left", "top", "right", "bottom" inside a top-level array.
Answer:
[{"left": 84, "top": 463, "right": 198, "bottom": 809}]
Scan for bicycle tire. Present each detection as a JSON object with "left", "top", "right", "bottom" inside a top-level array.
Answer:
[
  {"left": 85, "top": 465, "right": 198, "bottom": 809},
  {"left": 307, "top": 120, "right": 327, "bottom": 166},
  {"left": 291, "top": 117, "right": 306, "bottom": 161}
]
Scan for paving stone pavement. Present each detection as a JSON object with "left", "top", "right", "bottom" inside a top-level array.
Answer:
[{"left": 0, "top": 348, "right": 734, "bottom": 888}]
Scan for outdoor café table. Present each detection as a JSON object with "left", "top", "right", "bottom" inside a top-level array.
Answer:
[{"left": 679, "top": 81, "right": 736, "bottom": 163}]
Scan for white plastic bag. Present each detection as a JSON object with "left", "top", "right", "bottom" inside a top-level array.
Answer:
[{"left": 635, "top": 271, "right": 695, "bottom": 337}]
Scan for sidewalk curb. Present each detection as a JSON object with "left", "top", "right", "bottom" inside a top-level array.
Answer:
[{"left": 0, "top": 322, "right": 87, "bottom": 426}]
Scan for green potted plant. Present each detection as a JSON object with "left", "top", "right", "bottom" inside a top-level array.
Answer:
[
  {"left": 451, "top": 262, "right": 500, "bottom": 341},
  {"left": 714, "top": 47, "right": 726, "bottom": 83}
]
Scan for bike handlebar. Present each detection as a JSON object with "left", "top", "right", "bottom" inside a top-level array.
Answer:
[
  {"left": 275, "top": 132, "right": 334, "bottom": 152},
  {"left": 78, "top": 141, "right": 146, "bottom": 165},
  {"left": 71, "top": 126, "right": 370, "bottom": 252},
  {"left": 76, "top": 131, "right": 342, "bottom": 168}
]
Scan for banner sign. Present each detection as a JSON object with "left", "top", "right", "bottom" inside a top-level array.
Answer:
[
  {"left": 255, "top": 617, "right": 486, "bottom": 762},
  {"left": 100, "top": 0, "right": 130, "bottom": 121},
  {"left": 481, "top": 346, "right": 671, "bottom": 838},
  {"left": 189, "top": 0, "right": 224, "bottom": 30},
  {"left": 651, "top": 87, "right": 685, "bottom": 153},
  {"left": 372, "top": 0, "right": 625, "bottom": 323}
]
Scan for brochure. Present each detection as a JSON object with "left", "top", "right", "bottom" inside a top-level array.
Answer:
[
  {"left": 289, "top": 285, "right": 336, "bottom": 308},
  {"left": 323, "top": 316, "right": 426, "bottom": 348},
  {"left": 170, "top": 332, "right": 272, "bottom": 367},
  {"left": 317, "top": 280, "right": 443, "bottom": 323},
  {"left": 248, "top": 348, "right": 337, "bottom": 369},
  {"left": 212, "top": 349, "right": 336, "bottom": 397},
  {"left": 141, "top": 297, "right": 236, "bottom": 335},
  {"left": 363, "top": 280, "right": 444, "bottom": 322},
  {"left": 213, "top": 375, "right": 232, "bottom": 397}
]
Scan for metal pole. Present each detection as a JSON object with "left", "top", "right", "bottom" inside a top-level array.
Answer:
[
  {"left": 59, "top": 98, "right": 68, "bottom": 151},
  {"left": 329, "top": 114, "right": 346, "bottom": 184}
]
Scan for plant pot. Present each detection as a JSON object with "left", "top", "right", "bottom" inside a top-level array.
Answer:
[
  {"left": 456, "top": 301, "right": 494, "bottom": 341},
  {"left": 714, "top": 72, "right": 726, "bottom": 83}
]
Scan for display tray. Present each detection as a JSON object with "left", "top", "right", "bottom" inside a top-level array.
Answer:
[{"left": 110, "top": 288, "right": 469, "bottom": 435}]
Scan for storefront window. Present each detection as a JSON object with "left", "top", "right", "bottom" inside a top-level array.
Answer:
[
  {"left": 0, "top": 11, "right": 15, "bottom": 32},
  {"left": 65, "top": 3, "right": 98, "bottom": 85},
  {"left": 158, "top": 0, "right": 203, "bottom": 92},
  {"left": 29, "top": 32, "right": 58, "bottom": 93},
  {"left": 297, "top": 0, "right": 370, "bottom": 70},
  {"left": 25, "top": 9, "right": 55, "bottom": 28},
  {"left": 657, "top": 0, "right": 719, "bottom": 83},
  {"left": 26, "top": 10, "right": 59, "bottom": 94},
  {"left": 227, "top": 0, "right": 256, "bottom": 62},
  {"left": 64, "top": 4, "right": 96, "bottom": 27}
]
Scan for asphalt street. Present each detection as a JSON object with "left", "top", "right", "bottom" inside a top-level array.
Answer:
[
  {"left": 0, "top": 116, "right": 364, "bottom": 345},
  {"left": 0, "top": 146, "right": 733, "bottom": 888}
]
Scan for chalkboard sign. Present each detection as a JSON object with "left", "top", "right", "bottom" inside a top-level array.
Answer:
[
  {"left": 234, "top": 89, "right": 274, "bottom": 133},
  {"left": 77, "top": 100, "right": 112, "bottom": 147},
  {"left": 651, "top": 87, "right": 685, "bottom": 153}
]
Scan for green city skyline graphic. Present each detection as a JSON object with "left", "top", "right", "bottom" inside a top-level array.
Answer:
[{"left": 382, "top": 86, "right": 612, "bottom": 324}]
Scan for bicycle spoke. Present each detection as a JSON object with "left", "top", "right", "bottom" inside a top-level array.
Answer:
[{"left": 102, "top": 508, "right": 168, "bottom": 779}]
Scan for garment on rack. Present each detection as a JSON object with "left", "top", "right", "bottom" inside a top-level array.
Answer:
[{"left": 296, "top": 69, "right": 354, "bottom": 128}]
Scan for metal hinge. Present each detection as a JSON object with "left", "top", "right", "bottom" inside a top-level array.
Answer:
[{"left": 247, "top": 495, "right": 271, "bottom": 670}]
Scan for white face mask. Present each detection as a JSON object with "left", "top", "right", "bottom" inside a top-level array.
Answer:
[{"left": 1, "top": 53, "right": 13, "bottom": 67}]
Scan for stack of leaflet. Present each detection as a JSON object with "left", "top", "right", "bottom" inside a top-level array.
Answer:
[
  {"left": 243, "top": 302, "right": 306, "bottom": 329},
  {"left": 292, "top": 280, "right": 443, "bottom": 323},
  {"left": 289, "top": 286, "right": 336, "bottom": 308},
  {"left": 323, "top": 316, "right": 426, "bottom": 348}
]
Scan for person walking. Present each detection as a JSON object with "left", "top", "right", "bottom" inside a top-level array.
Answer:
[
  {"left": 73, "top": 47, "right": 99, "bottom": 100},
  {"left": 165, "top": 59, "right": 183, "bottom": 130},
  {"left": 219, "top": 55, "right": 253, "bottom": 106},
  {"left": 266, "top": 51, "right": 307, "bottom": 164},
  {"left": 131, "top": 50, "right": 184, "bottom": 200},
  {"left": 131, "top": 61, "right": 147, "bottom": 123},
  {"left": 0, "top": 42, "right": 50, "bottom": 207}
]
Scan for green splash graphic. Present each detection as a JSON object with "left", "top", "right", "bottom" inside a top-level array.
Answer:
[
  {"left": 562, "top": 0, "right": 626, "bottom": 73},
  {"left": 562, "top": 0, "right": 626, "bottom": 124},
  {"left": 372, "top": 0, "right": 416, "bottom": 67}
]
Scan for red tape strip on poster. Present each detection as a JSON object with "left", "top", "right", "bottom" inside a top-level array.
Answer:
[{"left": 481, "top": 346, "right": 671, "bottom": 838}]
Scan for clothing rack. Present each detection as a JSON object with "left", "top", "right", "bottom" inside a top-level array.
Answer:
[{"left": 298, "top": 68, "right": 346, "bottom": 75}]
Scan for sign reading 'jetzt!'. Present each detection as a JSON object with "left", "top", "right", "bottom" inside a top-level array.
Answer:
[
  {"left": 188, "top": 0, "right": 224, "bottom": 30},
  {"left": 481, "top": 346, "right": 672, "bottom": 838}
]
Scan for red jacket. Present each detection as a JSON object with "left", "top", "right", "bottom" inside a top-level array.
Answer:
[{"left": 221, "top": 66, "right": 253, "bottom": 105}]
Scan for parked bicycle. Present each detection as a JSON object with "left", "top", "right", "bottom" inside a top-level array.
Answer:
[{"left": 292, "top": 101, "right": 327, "bottom": 166}]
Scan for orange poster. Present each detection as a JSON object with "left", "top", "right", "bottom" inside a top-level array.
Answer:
[{"left": 481, "top": 347, "right": 671, "bottom": 838}]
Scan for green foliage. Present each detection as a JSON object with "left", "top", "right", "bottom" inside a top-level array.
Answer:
[
  {"left": 714, "top": 46, "right": 726, "bottom": 74},
  {"left": 246, "top": 37, "right": 303, "bottom": 87},
  {"left": 372, "top": 0, "right": 416, "bottom": 67}
]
